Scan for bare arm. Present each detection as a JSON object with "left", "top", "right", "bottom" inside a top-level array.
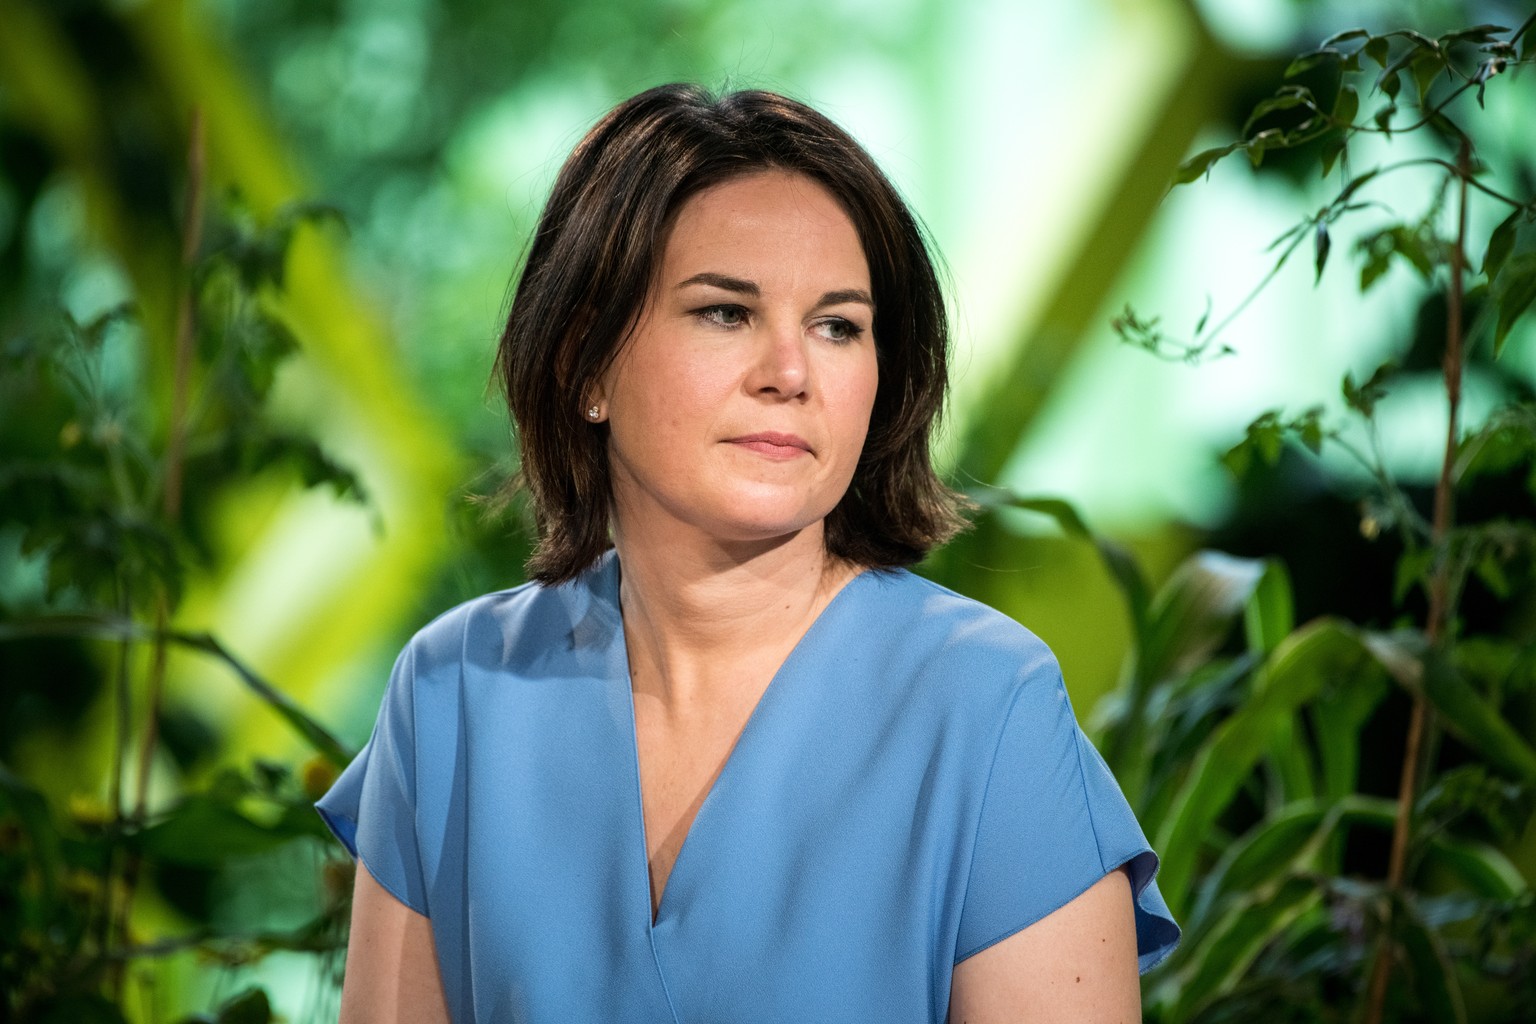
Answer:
[
  {"left": 949, "top": 867, "right": 1141, "bottom": 1024},
  {"left": 339, "top": 861, "right": 452, "bottom": 1024}
]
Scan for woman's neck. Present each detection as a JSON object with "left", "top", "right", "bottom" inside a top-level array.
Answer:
[{"left": 610, "top": 523, "right": 859, "bottom": 714}]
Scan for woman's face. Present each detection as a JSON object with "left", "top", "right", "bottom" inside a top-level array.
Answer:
[{"left": 598, "top": 170, "right": 878, "bottom": 552}]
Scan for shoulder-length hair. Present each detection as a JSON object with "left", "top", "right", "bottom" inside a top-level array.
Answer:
[{"left": 494, "top": 83, "right": 968, "bottom": 584}]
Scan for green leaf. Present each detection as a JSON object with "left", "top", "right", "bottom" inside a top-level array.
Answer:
[
  {"left": 1314, "top": 672, "right": 1389, "bottom": 799},
  {"left": 1174, "top": 144, "right": 1237, "bottom": 185},
  {"left": 1475, "top": 547, "right": 1512, "bottom": 597},
  {"left": 1322, "top": 28, "right": 1370, "bottom": 47},
  {"left": 1321, "top": 135, "right": 1347, "bottom": 176},
  {"left": 1342, "top": 361, "right": 1395, "bottom": 416},
  {"left": 1373, "top": 101, "right": 1397, "bottom": 135},
  {"left": 1439, "top": 24, "right": 1508, "bottom": 47},
  {"left": 1245, "top": 129, "right": 1284, "bottom": 168},
  {"left": 1314, "top": 221, "right": 1332, "bottom": 282},
  {"left": 1494, "top": 252, "right": 1536, "bottom": 356},
  {"left": 216, "top": 989, "right": 273, "bottom": 1024},
  {"left": 1397, "top": 897, "right": 1468, "bottom": 1024},
  {"left": 1332, "top": 84, "right": 1359, "bottom": 126},
  {"left": 1427, "top": 837, "right": 1527, "bottom": 899},
  {"left": 1394, "top": 547, "right": 1434, "bottom": 603},
  {"left": 1294, "top": 407, "right": 1326, "bottom": 454},
  {"left": 1243, "top": 94, "right": 1310, "bottom": 136},
  {"left": 135, "top": 794, "right": 314, "bottom": 866},
  {"left": 1154, "top": 620, "right": 1376, "bottom": 912},
  {"left": 1170, "top": 875, "right": 1320, "bottom": 1020},
  {"left": 1483, "top": 207, "right": 1521, "bottom": 279},
  {"left": 1422, "top": 650, "right": 1536, "bottom": 784},
  {"left": 1199, "top": 797, "right": 1392, "bottom": 916},
  {"left": 1380, "top": 70, "right": 1402, "bottom": 101},
  {"left": 1139, "top": 551, "right": 1269, "bottom": 687},
  {"left": 1243, "top": 560, "right": 1293, "bottom": 656},
  {"left": 978, "top": 492, "right": 1152, "bottom": 638},
  {"left": 1411, "top": 50, "right": 1445, "bottom": 103},
  {"left": 1284, "top": 49, "right": 1340, "bottom": 78},
  {"left": 1365, "top": 35, "right": 1391, "bottom": 67},
  {"left": 1336, "top": 167, "right": 1380, "bottom": 203}
]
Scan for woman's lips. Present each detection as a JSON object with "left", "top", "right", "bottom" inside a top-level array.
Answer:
[{"left": 725, "top": 432, "right": 812, "bottom": 459}]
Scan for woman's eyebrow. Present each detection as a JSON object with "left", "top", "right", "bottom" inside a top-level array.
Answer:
[
  {"left": 677, "top": 274, "right": 873, "bottom": 312},
  {"left": 818, "top": 289, "right": 874, "bottom": 310},
  {"left": 677, "top": 272, "right": 759, "bottom": 296}
]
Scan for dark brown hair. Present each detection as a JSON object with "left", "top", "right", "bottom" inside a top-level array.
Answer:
[{"left": 494, "top": 83, "right": 968, "bottom": 583}]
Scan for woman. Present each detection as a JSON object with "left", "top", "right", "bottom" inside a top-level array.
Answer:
[{"left": 318, "top": 83, "right": 1179, "bottom": 1023}]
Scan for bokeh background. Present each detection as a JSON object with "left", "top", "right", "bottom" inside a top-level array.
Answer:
[{"left": 2, "top": 0, "right": 1533, "bottom": 1020}]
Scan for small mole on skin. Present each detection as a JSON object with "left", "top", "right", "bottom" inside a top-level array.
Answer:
[{"left": 1075, "top": 976, "right": 1081, "bottom": 983}]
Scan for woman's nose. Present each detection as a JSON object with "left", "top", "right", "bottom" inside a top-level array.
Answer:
[{"left": 750, "top": 320, "right": 809, "bottom": 399}]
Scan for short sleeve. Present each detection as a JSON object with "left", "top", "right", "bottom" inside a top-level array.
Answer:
[
  {"left": 955, "top": 658, "right": 1180, "bottom": 972},
  {"left": 315, "top": 642, "right": 430, "bottom": 916}
]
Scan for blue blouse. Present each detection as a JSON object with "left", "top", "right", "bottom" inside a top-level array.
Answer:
[{"left": 317, "top": 553, "right": 1179, "bottom": 1022}]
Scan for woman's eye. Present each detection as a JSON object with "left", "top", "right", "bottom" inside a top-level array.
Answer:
[
  {"left": 816, "top": 318, "right": 864, "bottom": 344},
  {"left": 696, "top": 304, "right": 748, "bottom": 328}
]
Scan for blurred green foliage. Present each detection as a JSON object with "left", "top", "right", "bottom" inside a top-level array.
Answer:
[{"left": 1108, "top": 16, "right": 1536, "bottom": 1022}]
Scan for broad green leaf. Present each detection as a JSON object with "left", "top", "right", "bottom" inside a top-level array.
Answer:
[
  {"left": 1397, "top": 896, "right": 1468, "bottom": 1024},
  {"left": 978, "top": 491, "right": 1152, "bottom": 638},
  {"left": 135, "top": 794, "right": 316, "bottom": 866},
  {"left": 1155, "top": 620, "right": 1370, "bottom": 912},
  {"left": 1175, "top": 144, "right": 1237, "bottom": 185},
  {"left": 1483, "top": 207, "right": 1520, "bottom": 280},
  {"left": 1428, "top": 837, "right": 1527, "bottom": 899},
  {"left": 1243, "top": 560, "right": 1293, "bottom": 656},
  {"left": 1365, "top": 36, "right": 1391, "bottom": 67},
  {"left": 1321, "top": 28, "right": 1370, "bottom": 47},
  {"left": 1332, "top": 84, "right": 1359, "bottom": 126},
  {"left": 1313, "top": 668, "right": 1389, "bottom": 799},
  {"left": 1294, "top": 407, "right": 1326, "bottom": 454},
  {"left": 1411, "top": 50, "right": 1444, "bottom": 103},
  {"left": 1245, "top": 129, "right": 1284, "bottom": 168},
  {"left": 1321, "top": 135, "right": 1347, "bottom": 176},
  {"left": 1380, "top": 71, "right": 1402, "bottom": 102},
  {"left": 1439, "top": 24, "right": 1509, "bottom": 46},
  {"left": 1494, "top": 252, "right": 1536, "bottom": 356},
  {"left": 1284, "top": 49, "right": 1339, "bottom": 79},
  {"left": 1139, "top": 550, "right": 1268, "bottom": 687},
  {"left": 1201, "top": 797, "right": 1392, "bottom": 912},
  {"left": 1243, "top": 95, "right": 1309, "bottom": 136},
  {"left": 1422, "top": 650, "right": 1536, "bottom": 784},
  {"left": 1170, "top": 875, "right": 1319, "bottom": 1021},
  {"left": 1267, "top": 717, "right": 1317, "bottom": 807}
]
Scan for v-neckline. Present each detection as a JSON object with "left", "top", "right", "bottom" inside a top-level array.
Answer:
[{"left": 601, "top": 556, "right": 873, "bottom": 931}]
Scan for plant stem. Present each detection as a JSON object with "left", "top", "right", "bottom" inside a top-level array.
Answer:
[
  {"left": 1362, "top": 136, "right": 1470, "bottom": 1024},
  {"left": 114, "top": 107, "right": 205, "bottom": 995},
  {"left": 133, "top": 106, "right": 204, "bottom": 817}
]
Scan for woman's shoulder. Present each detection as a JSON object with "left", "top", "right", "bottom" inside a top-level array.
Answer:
[
  {"left": 842, "top": 568, "right": 1064, "bottom": 704},
  {"left": 398, "top": 557, "right": 616, "bottom": 674},
  {"left": 856, "top": 569, "right": 1056, "bottom": 662}
]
